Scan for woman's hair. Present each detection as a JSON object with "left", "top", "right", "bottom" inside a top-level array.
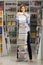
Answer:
[{"left": 19, "top": 4, "right": 27, "bottom": 12}]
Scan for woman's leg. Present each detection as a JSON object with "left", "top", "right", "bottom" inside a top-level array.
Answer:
[
  {"left": 27, "top": 32, "right": 32, "bottom": 60},
  {"left": 17, "top": 47, "right": 18, "bottom": 59}
]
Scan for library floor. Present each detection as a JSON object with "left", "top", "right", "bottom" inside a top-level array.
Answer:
[{"left": 0, "top": 55, "right": 43, "bottom": 65}]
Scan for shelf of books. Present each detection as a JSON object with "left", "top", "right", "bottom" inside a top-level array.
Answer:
[
  {"left": 4, "top": 1, "right": 18, "bottom": 53},
  {"left": 0, "top": 11, "right": 3, "bottom": 56},
  {"left": 30, "top": 1, "right": 41, "bottom": 45}
]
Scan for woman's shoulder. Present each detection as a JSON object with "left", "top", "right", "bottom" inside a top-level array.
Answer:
[
  {"left": 17, "top": 12, "right": 21, "bottom": 15},
  {"left": 26, "top": 12, "right": 30, "bottom": 15},
  {"left": 16, "top": 12, "right": 21, "bottom": 16}
]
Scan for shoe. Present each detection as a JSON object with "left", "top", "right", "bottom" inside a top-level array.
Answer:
[
  {"left": 29, "top": 60, "right": 33, "bottom": 63},
  {"left": 16, "top": 59, "right": 19, "bottom": 62}
]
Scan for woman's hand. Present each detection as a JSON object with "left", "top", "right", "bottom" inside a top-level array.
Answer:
[
  {"left": 23, "top": 12, "right": 28, "bottom": 17},
  {"left": 16, "top": 12, "right": 29, "bottom": 18}
]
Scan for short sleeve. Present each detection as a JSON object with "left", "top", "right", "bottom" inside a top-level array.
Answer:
[
  {"left": 15, "top": 12, "right": 21, "bottom": 22},
  {"left": 15, "top": 16, "right": 19, "bottom": 23},
  {"left": 26, "top": 13, "right": 30, "bottom": 24}
]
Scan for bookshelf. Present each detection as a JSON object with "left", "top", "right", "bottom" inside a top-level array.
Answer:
[
  {"left": 4, "top": 0, "right": 42, "bottom": 58},
  {"left": 0, "top": 11, "right": 7, "bottom": 56},
  {"left": 0, "top": 11, "right": 3, "bottom": 56},
  {"left": 4, "top": 1, "right": 18, "bottom": 54}
]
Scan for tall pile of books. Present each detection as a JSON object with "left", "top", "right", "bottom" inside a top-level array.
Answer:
[{"left": 17, "top": 14, "right": 28, "bottom": 61}]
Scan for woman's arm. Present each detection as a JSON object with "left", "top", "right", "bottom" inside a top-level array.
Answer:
[
  {"left": 15, "top": 12, "right": 21, "bottom": 22},
  {"left": 15, "top": 13, "right": 19, "bottom": 36},
  {"left": 23, "top": 12, "right": 30, "bottom": 24},
  {"left": 15, "top": 13, "right": 19, "bottom": 22}
]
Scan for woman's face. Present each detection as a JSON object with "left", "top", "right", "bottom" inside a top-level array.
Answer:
[{"left": 21, "top": 6, "right": 26, "bottom": 12}]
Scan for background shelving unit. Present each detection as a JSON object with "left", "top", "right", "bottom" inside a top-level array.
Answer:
[
  {"left": 0, "top": 1, "right": 4, "bottom": 11},
  {"left": 4, "top": 1, "right": 18, "bottom": 54},
  {"left": 29, "top": 0, "right": 41, "bottom": 54},
  {"left": 0, "top": 11, "right": 7, "bottom": 56},
  {"left": 3, "top": 0, "right": 42, "bottom": 57}
]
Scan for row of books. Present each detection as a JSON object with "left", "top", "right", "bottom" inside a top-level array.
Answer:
[
  {"left": 8, "top": 26, "right": 17, "bottom": 32},
  {"left": 18, "top": 1, "right": 41, "bottom": 6},
  {"left": 0, "top": 38, "right": 2, "bottom": 43},
  {"left": 8, "top": 21, "right": 16, "bottom": 26},
  {"left": 0, "top": 47, "right": 2, "bottom": 53},
  {"left": 10, "top": 39, "right": 17, "bottom": 44},
  {"left": 0, "top": 27, "right": 2, "bottom": 34},
  {"left": 9, "top": 32, "right": 17, "bottom": 37}
]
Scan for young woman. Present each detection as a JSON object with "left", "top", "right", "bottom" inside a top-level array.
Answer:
[{"left": 16, "top": 4, "right": 33, "bottom": 62}]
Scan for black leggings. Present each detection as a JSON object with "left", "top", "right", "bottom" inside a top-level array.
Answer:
[{"left": 27, "top": 31, "right": 32, "bottom": 60}]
